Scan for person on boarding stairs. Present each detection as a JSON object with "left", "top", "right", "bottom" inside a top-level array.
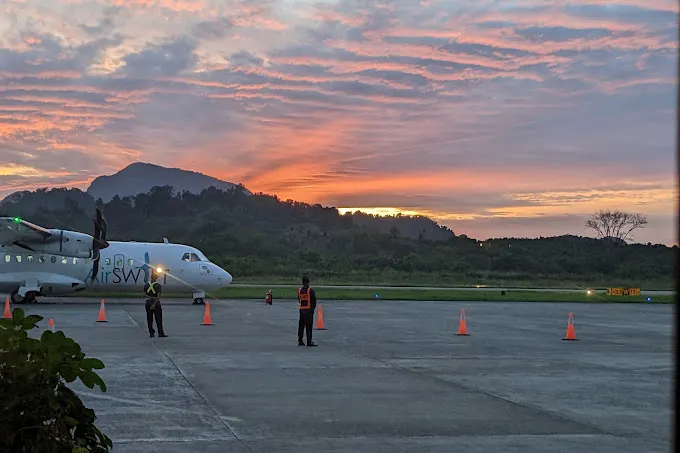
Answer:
[
  {"left": 144, "top": 270, "right": 167, "bottom": 338},
  {"left": 297, "top": 275, "right": 317, "bottom": 347}
]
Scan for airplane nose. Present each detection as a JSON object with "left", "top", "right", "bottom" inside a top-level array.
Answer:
[{"left": 218, "top": 268, "right": 232, "bottom": 285}]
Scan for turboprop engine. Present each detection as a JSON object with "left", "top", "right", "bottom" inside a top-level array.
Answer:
[
  {"left": 14, "top": 229, "right": 96, "bottom": 258},
  {"left": 0, "top": 208, "right": 109, "bottom": 282}
]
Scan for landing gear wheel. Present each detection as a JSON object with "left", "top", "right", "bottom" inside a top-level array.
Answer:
[
  {"left": 24, "top": 291, "right": 38, "bottom": 304},
  {"left": 10, "top": 292, "right": 24, "bottom": 304},
  {"left": 193, "top": 298, "right": 205, "bottom": 305}
]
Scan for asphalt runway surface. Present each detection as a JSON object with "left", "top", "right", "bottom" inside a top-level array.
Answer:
[
  {"left": 230, "top": 284, "right": 675, "bottom": 295},
  {"left": 13, "top": 297, "right": 674, "bottom": 452}
]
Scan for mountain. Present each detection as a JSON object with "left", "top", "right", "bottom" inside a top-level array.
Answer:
[
  {"left": 0, "top": 186, "right": 453, "bottom": 242},
  {"left": 0, "top": 162, "right": 451, "bottom": 241},
  {"left": 86, "top": 162, "right": 251, "bottom": 202}
]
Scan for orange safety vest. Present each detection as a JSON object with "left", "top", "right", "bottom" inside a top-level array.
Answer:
[{"left": 298, "top": 287, "right": 312, "bottom": 309}]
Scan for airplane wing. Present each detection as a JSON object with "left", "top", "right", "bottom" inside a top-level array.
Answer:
[{"left": 0, "top": 217, "right": 52, "bottom": 245}]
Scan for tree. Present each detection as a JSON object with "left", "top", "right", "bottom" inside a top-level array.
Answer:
[
  {"left": 0, "top": 308, "right": 113, "bottom": 453},
  {"left": 585, "top": 210, "right": 648, "bottom": 244}
]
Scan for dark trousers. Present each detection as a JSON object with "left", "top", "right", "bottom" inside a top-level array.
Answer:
[
  {"left": 145, "top": 299, "right": 164, "bottom": 335},
  {"left": 298, "top": 310, "right": 314, "bottom": 344}
]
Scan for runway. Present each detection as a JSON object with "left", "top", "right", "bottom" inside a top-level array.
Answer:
[
  {"left": 230, "top": 283, "right": 675, "bottom": 295},
  {"left": 11, "top": 297, "right": 673, "bottom": 452}
]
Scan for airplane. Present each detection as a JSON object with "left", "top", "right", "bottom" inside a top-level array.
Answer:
[{"left": 0, "top": 208, "right": 232, "bottom": 305}]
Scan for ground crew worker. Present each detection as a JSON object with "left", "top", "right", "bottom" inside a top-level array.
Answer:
[
  {"left": 297, "top": 275, "right": 317, "bottom": 347},
  {"left": 144, "top": 270, "right": 167, "bottom": 338},
  {"left": 265, "top": 289, "right": 272, "bottom": 305}
]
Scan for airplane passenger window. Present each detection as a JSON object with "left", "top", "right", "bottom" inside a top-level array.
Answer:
[
  {"left": 27, "top": 255, "right": 33, "bottom": 263},
  {"left": 51, "top": 256, "right": 56, "bottom": 263},
  {"left": 73, "top": 258, "right": 78, "bottom": 264},
  {"left": 39, "top": 256, "right": 45, "bottom": 263},
  {"left": 4, "top": 255, "right": 10, "bottom": 263},
  {"left": 62, "top": 257, "right": 67, "bottom": 264},
  {"left": 128, "top": 259, "right": 133, "bottom": 266},
  {"left": 15, "top": 255, "right": 21, "bottom": 263},
  {"left": 105, "top": 258, "right": 111, "bottom": 265}
]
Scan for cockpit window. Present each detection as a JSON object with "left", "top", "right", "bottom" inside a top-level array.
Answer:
[{"left": 182, "top": 252, "right": 202, "bottom": 262}]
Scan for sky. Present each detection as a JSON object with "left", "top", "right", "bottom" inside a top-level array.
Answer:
[{"left": 0, "top": 0, "right": 677, "bottom": 245}]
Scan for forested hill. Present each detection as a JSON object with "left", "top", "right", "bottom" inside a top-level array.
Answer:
[{"left": 0, "top": 186, "right": 675, "bottom": 289}]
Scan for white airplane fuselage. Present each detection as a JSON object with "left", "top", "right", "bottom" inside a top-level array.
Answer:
[{"left": 0, "top": 240, "right": 232, "bottom": 303}]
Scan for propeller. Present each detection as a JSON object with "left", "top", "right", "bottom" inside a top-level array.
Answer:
[{"left": 90, "top": 207, "right": 109, "bottom": 284}]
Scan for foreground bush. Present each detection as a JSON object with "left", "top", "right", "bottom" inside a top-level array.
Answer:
[{"left": 0, "top": 308, "right": 113, "bottom": 453}]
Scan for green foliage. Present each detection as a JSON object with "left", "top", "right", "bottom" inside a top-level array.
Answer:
[
  {"left": 0, "top": 308, "right": 112, "bottom": 453},
  {"left": 1, "top": 186, "right": 675, "bottom": 288}
]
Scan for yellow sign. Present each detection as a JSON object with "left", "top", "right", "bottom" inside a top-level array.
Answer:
[{"left": 606, "top": 288, "right": 641, "bottom": 296}]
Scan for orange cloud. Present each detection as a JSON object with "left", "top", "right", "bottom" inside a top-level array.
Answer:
[
  {"left": 471, "top": 8, "right": 645, "bottom": 33},
  {"left": 0, "top": 163, "right": 72, "bottom": 178},
  {"left": 106, "top": 0, "right": 206, "bottom": 13},
  {"left": 0, "top": 71, "right": 82, "bottom": 79},
  {"left": 568, "top": 0, "right": 678, "bottom": 13}
]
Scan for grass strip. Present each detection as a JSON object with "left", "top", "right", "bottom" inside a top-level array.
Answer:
[{"left": 74, "top": 286, "right": 675, "bottom": 303}]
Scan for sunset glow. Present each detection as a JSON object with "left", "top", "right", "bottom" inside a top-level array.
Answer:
[{"left": 0, "top": 0, "right": 676, "bottom": 244}]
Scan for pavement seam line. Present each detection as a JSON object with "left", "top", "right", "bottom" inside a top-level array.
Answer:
[
  {"left": 375, "top": 359, "right": 620, "bottom": 437},
  {"left": 252, "top": 302, "right": 623, "bottom": 439},
  {"left": 127, "top": 307, "right": 255, "bottom": 453}
]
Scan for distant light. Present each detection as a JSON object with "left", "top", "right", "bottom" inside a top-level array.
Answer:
[
  {"left": 586, "top": 290, "right": 592, "bottom": 295},
  {"left": 156, "top": 267, "right": 163, "bottom": 273},
  {"left": 375, "top": 294, "right": 379, "bottom": 299},
  {"left": 647, "top": 297, "right": 652, "bottom": 302},
  {"left": 13, "top": 217, "right": 20, "bottom": 223}
]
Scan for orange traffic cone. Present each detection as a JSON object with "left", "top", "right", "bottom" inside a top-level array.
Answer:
[
  {"left": 456, "top": 308, "right": 470, "bottom": 336},
  {"left": 315, "top": 305, "right": 326, "bottom": 330},
  {"left": 201, "top": 301, "right": 214, "bottom": 326},
  {"left": 3, "top": 296, "right": 10, "bottom": 319},
  {"left": 48, "top": 318, "right": 55, "bottom": 332},
  {"left": 96, "top": 299, "right": 107, "bottom": 322},
  {"left": 563, "top": 313, "right": 578, "bottom": 341}
]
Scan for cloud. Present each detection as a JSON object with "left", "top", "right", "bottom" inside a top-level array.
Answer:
[
  {"left": 0, "top": 0, "right": 676, "bottom": 244},
  {"left": 120, "top": 37, "right": 199, "bottom": 77}
]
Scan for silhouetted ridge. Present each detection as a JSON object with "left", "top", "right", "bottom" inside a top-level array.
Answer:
[{"left": 86, "top": 162, "right": 251, "bottom": 202}]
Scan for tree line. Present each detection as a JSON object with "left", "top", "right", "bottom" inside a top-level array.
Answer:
[{"left": 0, "top": 186, "right": 674, "bottom": 288}]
